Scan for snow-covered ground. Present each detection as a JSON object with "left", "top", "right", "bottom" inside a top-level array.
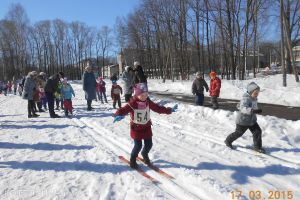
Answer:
[
  {"left": 0, "top": 77, "right": 299, "bottom": 200},
  {"left": 148, "top": 74, "right": 300, "bottom": 107}
]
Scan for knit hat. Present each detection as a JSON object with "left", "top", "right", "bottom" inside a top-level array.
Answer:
[
  {"left": 196, "top": 71, "right": 202, "bottom": 77},
  {"left": 125, "top": 66, "right": 131, "bottom": 72},
  {"left": 63, "top": 77, "right": 68, "bottom": 83},
  {"left": 247, "top": 82, "right": 260, "bottom": 94},
  {"left": 134, "top": 83, "right": 148, "bottom": 96},
  {"left": 29, "top": 71, "right": 38, "bottom": 76},
  {"left": 210, "top": 71, "right": 216, "bottom": 78},
  {"left": 134, "top": 61, "right": 140, "bottom": 67}
]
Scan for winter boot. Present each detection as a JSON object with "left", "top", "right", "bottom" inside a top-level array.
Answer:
[
  {"left": 224, "top": 140, "right": 234, "bottom": 149},
  {"left": 141, "top": 153, "right": 151, "bottom": 165},
  {"left": 129, "top": 157, "right": 138, "bottom": 169}
]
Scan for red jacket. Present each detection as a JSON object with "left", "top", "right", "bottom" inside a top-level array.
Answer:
[
  {"left": 209, "top": 77, "right": 221, "bottom": 97},
  {"left": 111, "top": 85, "right": 122, "bottom": 100},
  {"left": 114, "top": 96, "right": 172, "bottom": 140},
  {"left": 96, "top": 80, "right": 106, "bottom": 92}
]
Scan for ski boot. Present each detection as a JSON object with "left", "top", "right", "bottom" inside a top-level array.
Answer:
[
  {"left": 224, "top": 140, "right": 234, "bottom": 149},
  {"left": 130, "top": 157, "right": 138, "bottom": 169},
  {"left": 141, "top": 153, "right": 151, "bottom": 165}
]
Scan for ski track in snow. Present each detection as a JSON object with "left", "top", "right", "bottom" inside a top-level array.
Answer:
[{"left": 0, "top": 80, "right": 299, "bottom": 200}]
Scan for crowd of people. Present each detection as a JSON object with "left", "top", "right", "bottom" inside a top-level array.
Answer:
[
  {"left": 0, "top": 78, "right": 20, "bottom": 96},
  {"left": 1, "top": 61, "right": 266, "bottom": 168}
]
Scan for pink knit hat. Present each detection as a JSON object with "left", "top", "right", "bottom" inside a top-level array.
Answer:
[{"left": 134, "top": 83, "right": 148, "bottom": 96}]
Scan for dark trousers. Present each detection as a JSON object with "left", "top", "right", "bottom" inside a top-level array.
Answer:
[
  {"left": 27, "top": 100, "right": 36, "bottom": 116},
  {"left": 96, "top": 91, "right": 108, "bottom": 103},
  {"left": 41, "top": 97, "right": 47, "bottom": 109},
  {"left": 225, "top": 123, "right": 262, "bottom": 149},
  {"left": 55, "top": 98, "right": 63, "bottom": 109},
  {"left": 87, "top": 100, "right": 92, "bottom": 109},
  {"left": 46, "top": 92, "right": 55, "bottom": 117},
  {"left": 33, "top": 102, "right": 38, "bottom": 112},
  {"left": 195, "top": 93, "right": 204, "bottom": 106},
  {"left": 124, "top": 93, "right": 132, "bottom": 102},
  {"left": 37, "top": 101, "right": 42, "bottom": 111},
  {"left": 211, "top": 96, "right": 219, "bottom": 109},
  {"left": 113, "top": 97, "right": 121, "bottom": 108},
  {"left": 131, "top": 138, "right": 153, "bottom": 159}
]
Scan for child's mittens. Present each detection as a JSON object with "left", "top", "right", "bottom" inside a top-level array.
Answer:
[
  {"left": 171, "top": 104, "right": 178, "bottom": 112},
  {"left": 113, "top": 115, "right": 125, "bottom": 123}
]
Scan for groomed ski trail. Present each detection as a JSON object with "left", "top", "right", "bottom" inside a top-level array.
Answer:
[{"left": 71, "top": 116, "right": 218, "bottom": 200}]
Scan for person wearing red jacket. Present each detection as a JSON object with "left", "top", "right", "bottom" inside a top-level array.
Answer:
[
  {"left": 114, "top": 83, "right": 177, "bottom": 168},
  {"left": 111, "top": 80, "right": 123, "bottom": 109},
  {"left": 209, "top": 71, "right": 221, "bottom": 109},
  {"left": 96, "top": 77, "right": 108, "bottom": 103}
]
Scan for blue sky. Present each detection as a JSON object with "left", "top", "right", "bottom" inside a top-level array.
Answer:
[
  {"left": 0, "top": 0, "right": 140, "bottom": 28},
  {"left": 0, "top": 0, "right": 279, "bottom": 42}
]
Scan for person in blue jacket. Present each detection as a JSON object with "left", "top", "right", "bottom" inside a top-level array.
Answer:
[{"left": 61, "top": 78, "right": 75, "bottom": 117}]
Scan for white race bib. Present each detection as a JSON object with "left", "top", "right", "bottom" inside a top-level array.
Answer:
[
  {"left": 133, "top": 106, "right": 150, "bottom": 125},
  {"left": 113, "top": 88, "right": 121, "bottom": 95}
]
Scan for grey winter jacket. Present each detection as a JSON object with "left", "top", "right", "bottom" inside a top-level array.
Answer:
[
  {"left": 122, "top": 70, "right": 134, "bottom": 94},
  {"left": 192, "top": 78, "right": 209, "bottom": 95},
  {"left": 235, "top": 92, "right": 259, "bottom": 126},
  {"left": 82, "top": 71, "right": 96, "bottom": 100},
  {"left": 22, "top": 75, "right": 36, "bottom": 100}
]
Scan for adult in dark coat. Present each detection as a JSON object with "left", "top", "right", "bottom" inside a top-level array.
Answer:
[
  {"left": 133, "top": 61, "right": 147, "bottom": 84},
  {"left": 22, "top": 71, "right": 39, "bottom": 118},
  {"left": 192, "top": 72, "right": 209, "bottom": 106},
  {"left": 44, "top": 73, "right": 61, "bottom": 118},
  {"left": 82, "top": 66, "right": 96, "bottom": 110}
]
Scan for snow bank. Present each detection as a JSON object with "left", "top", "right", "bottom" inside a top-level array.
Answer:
[{"left": 147, "top": 74, "right": 300, "bottom": 107}]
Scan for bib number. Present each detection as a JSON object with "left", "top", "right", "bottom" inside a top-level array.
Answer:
[
  {"left": 133, "top": 107, "right": 150, "bottom": 125},
  {"left": 113, "top": 88, "right": 121, "bottom": 94}
]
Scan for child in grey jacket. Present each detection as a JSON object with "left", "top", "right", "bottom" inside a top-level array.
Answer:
[{"left": 225, "top": 82, "right": 265, "bottom": 153}]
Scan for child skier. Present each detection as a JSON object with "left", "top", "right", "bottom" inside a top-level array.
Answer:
[
  {"left": 113, "top": 83, "right": 178, "bottom": 168},
  {"left": 96, "top": 77, "right": 108, "bottom": 103},
  {"left": 61, "top": 78, "right": 75, "bottom": 117},
  {"left": 224, "top": 82, "right": 265, "bottom": 153},
  {"left": 111, "top": 80, "right": 123, "bottom": 109}
]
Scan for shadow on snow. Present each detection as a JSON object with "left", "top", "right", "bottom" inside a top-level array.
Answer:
[
  {"left": 154, "top": 160, "right": 300, "bottom": 184},
  {"left": 0, "top": 160, "right": 129, "bottom": 173},
  {"left": 0, "top": 124, "right": 77, "bottom": 130},
  {"left": 0, "top": 142, "right": 93, "bottom": 151}
]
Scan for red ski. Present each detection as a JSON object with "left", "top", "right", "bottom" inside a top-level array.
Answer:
[
  {"left": 137, "top": 157, "right": 174, "bottom": 179},
  {"left": 119, "top": 156, "right": 158, "bottom": 184}
]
